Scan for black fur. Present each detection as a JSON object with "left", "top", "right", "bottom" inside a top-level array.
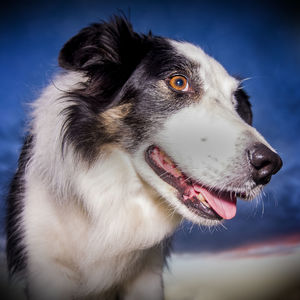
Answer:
[
  {"left": 235, "top": 88, "right": 252, "bottom": 125},
  {"left": 59, "top": 16, "right": 192, "bottom": 162},
  {"left": 59, "top": 16, "right": 152, "bottom": 161},
  {"left": 59, "top": 17, "right": 152, "bottom": 103},
  {"left": 6, "top": 135, "right": 33, "bottom": 277}
]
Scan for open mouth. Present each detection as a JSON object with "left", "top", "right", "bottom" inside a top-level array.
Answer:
[{"left": 145, "top": 145, "right": 237, "bottom": 221}]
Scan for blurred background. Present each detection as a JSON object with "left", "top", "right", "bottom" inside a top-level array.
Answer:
[{"left": 0, "top": 0, "right": 299, "bottom": 299}]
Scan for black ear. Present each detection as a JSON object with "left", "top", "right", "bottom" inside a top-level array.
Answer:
[
  {"left": 58, "top": 16, "right": 149, "bottom": 75},
  {"left": 235, "top": 88, "right": 253, "bottom": 125}
]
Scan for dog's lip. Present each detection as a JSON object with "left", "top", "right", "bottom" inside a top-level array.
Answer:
[{"left": 145, "top": 145, "right": 237, "bottom": 220}]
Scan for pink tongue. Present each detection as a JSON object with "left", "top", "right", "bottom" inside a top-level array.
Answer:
[{"left": 194, "top": 185, "right": 237, "bottom": 220}]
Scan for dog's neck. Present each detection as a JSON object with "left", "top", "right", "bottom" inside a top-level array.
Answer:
[{"left": 72, "top": 145, "right": 180, "bottom": 254}]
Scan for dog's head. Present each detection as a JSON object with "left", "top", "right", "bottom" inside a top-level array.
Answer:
[{"left": 59, "top": 16, "right": 282, "bottom": 225}]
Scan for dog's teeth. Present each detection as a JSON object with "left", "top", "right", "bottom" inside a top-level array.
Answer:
[
  {"left": 163, "top": 155, "right": 173, "bottom": 166},
  {"left": 162, "top": 153, "right": 175, "bottom": 168},
  {"left": 197, "top": 193, "right": 205, "bottom": 201},
  {"left": 172, "top": 167, "right": 182, "bottom": 177},
  {"left": 197, "top": 193, "right": 209, "bottom": 207}
]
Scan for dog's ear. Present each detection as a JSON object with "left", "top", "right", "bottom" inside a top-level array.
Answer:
[
  {"left": 58, "top": 16, "right": 149, "bottom": 75},
  {"left": 235, "top": 88, "right": 253, "bottom": 125}
]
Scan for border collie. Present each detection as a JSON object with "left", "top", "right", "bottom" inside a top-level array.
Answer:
[{"left": 6, "top": 16, "right": 282, "bottom": 300}]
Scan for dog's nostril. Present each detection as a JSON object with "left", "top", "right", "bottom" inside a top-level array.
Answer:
[{"left": 247, "top": 143, "right": 283, "bottom": 185}]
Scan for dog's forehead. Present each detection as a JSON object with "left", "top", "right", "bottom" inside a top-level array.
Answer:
[{"left": 170, "top": 40, "right": 239, "bottom": 93}]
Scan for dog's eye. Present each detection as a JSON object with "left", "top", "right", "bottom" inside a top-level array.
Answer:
[{"left": 168, "top": 75, "right": 189, "bottom": 92}]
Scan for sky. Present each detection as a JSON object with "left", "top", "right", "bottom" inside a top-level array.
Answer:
[{"left": 0, "top": 0, "right": 300, "bottom": 298}]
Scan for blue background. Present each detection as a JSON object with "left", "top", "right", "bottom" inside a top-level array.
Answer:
[{"left": 0, "top": 0, "right": 299, "bottom": 253}]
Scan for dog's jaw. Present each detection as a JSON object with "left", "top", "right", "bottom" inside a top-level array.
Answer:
[
  {"left": 133, "top": 141, "right": 264, "bottom": 226},
  {"left": 145, "top": 145, "right": 238, "bottom": 221},
  {"left": 132, "top": 146, "right": 224, "bottom": 227}
]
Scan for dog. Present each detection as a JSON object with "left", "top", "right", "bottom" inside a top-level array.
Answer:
[{"left": 6, "top": 16, "right": 282, "bottom": 299}]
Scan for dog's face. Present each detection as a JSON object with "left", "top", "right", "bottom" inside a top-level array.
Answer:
[{"left": 59, "top": 17, "right": 282, "bottom": 226}]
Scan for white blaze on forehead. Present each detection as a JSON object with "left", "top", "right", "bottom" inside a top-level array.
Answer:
[{"left": 170, "top": 40, "right": 240, "bottom": 104}]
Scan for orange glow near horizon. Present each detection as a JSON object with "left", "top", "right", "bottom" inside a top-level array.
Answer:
[{"left": 216, "top": 232, "right": 300, "bottom": 259}]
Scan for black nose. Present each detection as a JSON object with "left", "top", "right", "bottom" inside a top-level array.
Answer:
[{"left": 247, "top": 143, "right": 283, "bottom": 185}]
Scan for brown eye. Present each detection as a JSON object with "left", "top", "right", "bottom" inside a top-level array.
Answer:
[{"left": 168, "top": 75, "right": 189, "bottom": 92}]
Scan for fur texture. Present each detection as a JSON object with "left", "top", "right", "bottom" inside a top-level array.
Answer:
[{"left": 6, "top": 16, "right": 282, "bottom": 299}]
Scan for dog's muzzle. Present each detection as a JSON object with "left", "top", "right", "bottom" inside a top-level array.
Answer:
[{"left": 247, "top": 143, "right": 283, "bottom": 185}]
